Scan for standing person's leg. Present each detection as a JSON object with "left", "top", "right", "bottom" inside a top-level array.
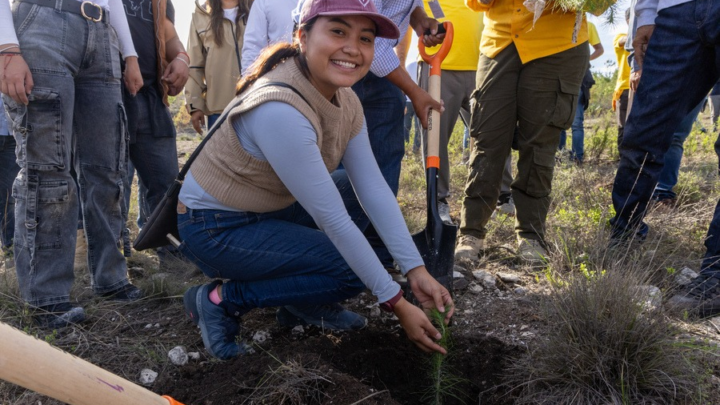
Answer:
[
  {"left": 457, "top": 45, "right": 521, "bottom": 259},
  {"left": 570, "top": 90, "right": 585, "bottom": 163},
  {"left": 74, "top": 20, "right": 135, "bottom": 299},
  {"left": 514, "top": 43, "right": 588, "bottom": 251},
  {"left": 652, "top": 100, "right": 704, "bottom": 202},
  {"left": 610, "top": 2, "right": 719, "bottom": 239},
  {"left": 709, "top": 95, "right": 720, "bottom": 132},
  {"left": 126, "top": 90, "right": 179, "bottom": 229},
  {"left": 0, "top": 136, "right": 19, "bottom": 252},
  {"left": 5, "top": 3, "right": 89, "bottom": 326},
  {"left": 351, "top": 73, "right": 405, "bottom": 267},
  {"left": 616, "top": 89, "right": 629, "bottom": 150}
]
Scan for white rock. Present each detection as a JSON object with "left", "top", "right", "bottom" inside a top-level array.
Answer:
[
  {"left": 253, "top": 330, "right": 270, "bottom": 344},
  {"left": 469, "top": 283, "right": 484, "bottom": 295},
  {"left": 151, "top": 272, "right": 170, "bottom": 281},
  {"left": 498, "top": 272, "right": 520, "bottom": 283},
  {"left": 291, "top": 325, "right": 304, "bottom": 335},
  {"left": 139, "top": 369, "right": 158, "bottom": 386},
  {"left": 154, "top": 323, "right": 160, "bottom": 328},
  {"left": 514, "top": 287, "right": 527, "bottom": 295},
  {"left": 453, "top": 270, "right": 464, "bottom": 279},
  {"left": 472, "top": 270, "right": 496, "bottom": 288},
  {"left": 188, "top": 352, "right": 200, "bottom": 360},
  {"left": 144, "top": 323, "right": 153, "bottom": 329},
  {"left": 168, "top": 346, "right": 188, "bottom": 366},
  {"left": 369, "top": 307, "right": 382, "bottom": 318},
  {"left": 634, "top": 285, "right": 662, "bottom": 310},
  {"left": 472, "top": 270, "right": 491, "bottom": 281},
  {"left": 675, "top": 267, "right": 698, "bottom": 286}
]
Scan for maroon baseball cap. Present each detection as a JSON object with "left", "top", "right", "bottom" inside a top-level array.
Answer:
[{"left": 299, "top": 0, "right": 400, "bottom": 39}]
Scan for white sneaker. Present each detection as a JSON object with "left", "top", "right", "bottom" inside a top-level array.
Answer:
[
  {"left": 455, "top": 235, "right": 483, "bottom": 262},
  {"left": 438, "top": 201, "right": 453, "bottom": 225},
  {"left": 517, "top": 238, "right": 548, "bottom": 266}
]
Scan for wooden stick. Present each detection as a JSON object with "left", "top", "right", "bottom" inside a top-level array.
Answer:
[{"left": 0, "top": 321, "right": 183, "bottom": 405}]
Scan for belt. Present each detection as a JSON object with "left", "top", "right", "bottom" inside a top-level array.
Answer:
[{"left": 17, "top": 0, "right": 108, "bottom": 23}]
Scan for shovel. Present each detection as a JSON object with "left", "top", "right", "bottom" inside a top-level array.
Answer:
[
  {"left": 411, "top": 22, "right": 457, "bottom": 292},
  {"left": 0, "top": 321, "right": 185, "bottom": 405}
]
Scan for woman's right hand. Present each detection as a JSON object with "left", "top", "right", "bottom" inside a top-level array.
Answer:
[
  {"left": 394, "top": 298, "right": 447, "bottom": 354},
  {"left": 0, "top": 51, "right": 34, "bottom": 105},
  {"left": 190, "top": 110, "right": 205, "bottom": 135}
]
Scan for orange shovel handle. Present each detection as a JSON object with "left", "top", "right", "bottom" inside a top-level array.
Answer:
[{"left": 418, "top": 22, "right": 454, "bottom": 77}]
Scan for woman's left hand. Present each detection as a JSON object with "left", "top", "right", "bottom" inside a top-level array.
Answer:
[
  {"left": 123, "top": 56, "right": 143, "bottom": 96},
  {"left": 406, "top": 266, "right": 454, "bottom": 323}
]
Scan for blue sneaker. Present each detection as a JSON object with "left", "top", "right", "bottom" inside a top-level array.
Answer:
[
  {"left": 277, "top": 303, "right": 367, "bottom": 331},
  {"left": 183, "top": 281, "right": 249, "bottom": 360}
]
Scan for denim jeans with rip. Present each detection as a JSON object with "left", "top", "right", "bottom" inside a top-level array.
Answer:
[{"left": 4, "top": 2, "right": 130, "bottom": 306}]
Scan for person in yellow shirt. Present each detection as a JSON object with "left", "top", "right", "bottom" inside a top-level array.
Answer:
[
  {"left": 613, "top": 9, "right": 632, "bottom": 148},
  {"left": 455, "top": 0, "right": 593, "bottom": 265},
  {"left": 415, "top": 0, "right": 483, "bottom": 225}
]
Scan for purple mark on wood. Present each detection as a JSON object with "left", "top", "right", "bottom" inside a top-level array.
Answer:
[{"left": 97, "top": 378, "right": 125, "bottom": 393}]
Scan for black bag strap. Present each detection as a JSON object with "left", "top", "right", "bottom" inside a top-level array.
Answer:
[{"left": 177, "top": 81, "right": 309, "bottom": 181}]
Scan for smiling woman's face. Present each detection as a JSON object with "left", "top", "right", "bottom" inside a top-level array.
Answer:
[{"left": 299, "top": 15, "right": 377, "bottom": 100}]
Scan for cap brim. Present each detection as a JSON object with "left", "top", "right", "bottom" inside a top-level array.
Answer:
[{"left": 316, "top": 11, "right": 401, "bottom": 40}]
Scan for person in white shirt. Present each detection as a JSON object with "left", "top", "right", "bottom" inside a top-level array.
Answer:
[{"left": 241, "top": 0, "right": 299, "bottom": 76}]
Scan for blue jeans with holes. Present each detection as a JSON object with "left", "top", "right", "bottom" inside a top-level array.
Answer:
[
  {"left": 611, "top": 0, "right": 720, "bottom": 239},
  {"left": 3, "top": 2, "right": 130, "bottom": 306},
  {"left": 177, "top": 170, "right": 367, "bottom": 310},
  {"left": 652, "top": 100, "right": 704, "bottom": 200},
  {"left": 352, "top": 73, "right": 405, "bottom": 266},
  {"left": 0, "top": 135, "right": 19, "bottom": 250}
]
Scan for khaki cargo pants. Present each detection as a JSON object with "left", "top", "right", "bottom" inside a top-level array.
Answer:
[{"left": 460, "top": 42, "right": 589, "bottom": 243}]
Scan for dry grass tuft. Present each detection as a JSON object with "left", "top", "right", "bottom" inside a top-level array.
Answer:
[
  {"left": 240, "top": 355, "right": 332, "bottom": 405},
  {"left": 508, "top": 266, "right": 712, "bottom": 404}
]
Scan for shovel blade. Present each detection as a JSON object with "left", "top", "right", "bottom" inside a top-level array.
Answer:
[{"left": 411, "top": 222, "right": 457, "bottom": 290}]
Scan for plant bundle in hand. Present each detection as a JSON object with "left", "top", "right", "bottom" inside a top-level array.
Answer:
[{"left": 523, "top": 0, "right": 619, "bottom": 42}]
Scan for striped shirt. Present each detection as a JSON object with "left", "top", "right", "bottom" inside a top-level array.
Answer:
[{"left": 369, "top": 0, "right": 423, "bottom": 77}]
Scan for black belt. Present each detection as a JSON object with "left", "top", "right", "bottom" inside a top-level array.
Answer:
[{"left": 17, "top": 0, "right": 108, "bottom": 23}]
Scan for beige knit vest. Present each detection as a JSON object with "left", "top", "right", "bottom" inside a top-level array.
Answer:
[{"left": 190, "top": 59, "right": 365, "bottom": 212}]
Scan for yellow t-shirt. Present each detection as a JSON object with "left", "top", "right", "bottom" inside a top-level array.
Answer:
[
  {"left": 612, "top": 32, "right": 631, "bottom": 109},
  {"left": 588, "top": 21, "right": 601, "bottom": 46},
  {"left": 422, "top": 0, "right": 483, "bottom": 71},
  {"left": 465, "top": 0, "right": 589, "bottom": 64}
]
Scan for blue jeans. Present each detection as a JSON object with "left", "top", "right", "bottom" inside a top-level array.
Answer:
[
  {"left": 611, "top": 0, "right": 720, "bottom": 238},
  {"left": 207, "top": 113, "right": 221, "bottom": 131},
  {"left": 123, "top": 86, "right": 179, "bottom": 231},
  {"left": 352, "top": 73, "right": 405, "bottom": 266},
  {"left": 403, "top": 100, "right": 420, "bottom": 152},
  {"left": 0, "top": 135, "right": 19, "bottom": 250},
  {"left": 177, "top": 170, "right": 366, "bottom": 310},
  {"left": 558, "top": 88, "right": 585, "bottom": 162},
  {"left": 4, "top": 2, "right": 129, "bottom": 306},
  {"left": 652, "top": 100, "right": 704, "bottom": 200}
]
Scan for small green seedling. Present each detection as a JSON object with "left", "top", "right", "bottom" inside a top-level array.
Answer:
[{"left": 424, "top": 307, "right": 467, "bottom": 405}]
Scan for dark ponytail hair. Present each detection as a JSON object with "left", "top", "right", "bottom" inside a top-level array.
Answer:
[
  {"left": 235, "top": 17, "right": 318, "bottom": 95},
  {"left": 207, "top": 0, "right": 251, "bottom": 47}
]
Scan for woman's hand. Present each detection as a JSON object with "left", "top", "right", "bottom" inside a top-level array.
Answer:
[
  {"left": 407, "top": 266, "right": 454, "bottom": 322},
  {"left": 123, "top": 56, "right": 143, "bottom": 96},
  {"left": 394, "top": 297, "right": 447, "bottom": 354},
  {"left": 0, "top": 48, "right": 34, "bottom": 105},
  {"left": 190, "top": 110, "right": 206, "bottom": 135}
]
